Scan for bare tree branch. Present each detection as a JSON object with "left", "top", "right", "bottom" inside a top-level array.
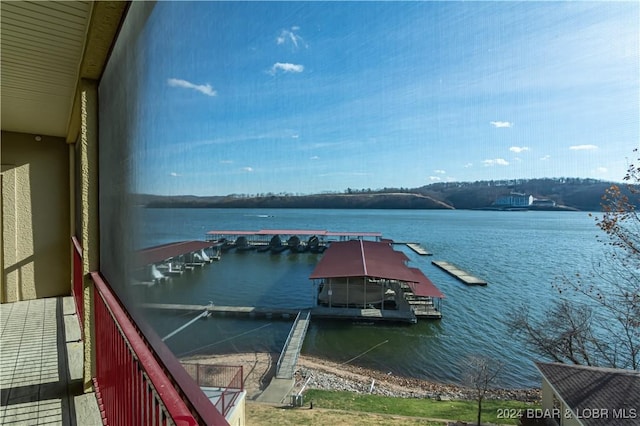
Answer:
[
  {"left": 509, "top": 150, "right": 640, "bottom": 371},
  {"left": 461, "top": 355, "right": 504, "bottom": 426}
]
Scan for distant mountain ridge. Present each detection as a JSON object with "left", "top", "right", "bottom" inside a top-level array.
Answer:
[{"left": 137, "top": 178, "right": 637, "bottom": 211}]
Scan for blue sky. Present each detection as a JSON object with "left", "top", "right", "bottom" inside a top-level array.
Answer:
[{"left": 133, "top": 1, "right": 639, "bottom": 196}]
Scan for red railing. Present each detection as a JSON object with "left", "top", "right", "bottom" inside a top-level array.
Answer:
[
  {"left": 71, "top": 236, "right": 84, "bottom": 335},
  {"left": 181, "top": 363, "right": 244, "bottom": 417},
  {"left": 91, "top": 271, "right": 228, "bottom": 426}
]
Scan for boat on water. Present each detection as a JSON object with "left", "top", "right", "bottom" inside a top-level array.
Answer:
[
  {"left": 219, "top": 238, "right": 236, "bottom": 251},
  {"left": 235, "top": 236, "right": 256, "bottom": 251},
  {"left": 307, "top": 235, "right": 327, "bottom": 253},
  {"left": 268, "top": 235, "right": 289, "bottom": 253},
  {"left": 287, "top": 235, "right": 308, "bottom": 253}
]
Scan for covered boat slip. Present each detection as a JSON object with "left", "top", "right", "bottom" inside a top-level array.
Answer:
[
  {"left": 310, "top": 240, "right": 445, "bottom": 320},
  {"left": 136, "top": 238, "right": 444, "bottom": 322},
  {"left": 205, "top": 229, "right": 383, "bottom": 247},
  {"left": 133, "top": 240, "right": 221, "bottom": 285}
]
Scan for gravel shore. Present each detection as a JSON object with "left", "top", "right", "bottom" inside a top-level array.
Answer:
[
  {"left": 294, "top": 355, "right": 540, "bottom": 403},
  {"left": 182, "top": 352, "right": 541, "bottom": 403}
]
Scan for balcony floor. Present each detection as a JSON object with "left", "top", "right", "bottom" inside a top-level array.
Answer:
[{"left": 1, "top": 297, "right": 102, "bottom": 425}]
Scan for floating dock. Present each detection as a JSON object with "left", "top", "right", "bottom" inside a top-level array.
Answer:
[
  {"left": 140, "top": 303, "right": 418, "bottom": 323},
  {"left": 405, "top": 243, "right": 433, "bottom": 256},
  {"left": 140, "top": 303, "right": 299, "bottom": 319},
  {"left": 431, "top": 261, "right": 487, "bottom": 286}
]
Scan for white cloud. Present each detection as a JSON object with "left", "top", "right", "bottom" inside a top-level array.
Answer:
[
  {"left": 310, "top": 156, "right": 320, "bottom": 160},
  {"left": 269, "top": 62, "right": 304, "bottom": 75},
  {"left": 277, "top": 27, "right": 307, "bottom": 49},
  {"left": 242, "top": 167, "right": 254, "bottom": 172},
  {"left": 490, "top": 121, "right": 513, "bottom": 128},
  {"left": 429, "top": 176, "right": 441, "bottom": 182},
  {"left": 463, "top": 163, "right": 473, "bottom": 168},
  {"left": 291, "top": 134, "right": 300, "bottom": 139},
  {"left": 569, "top": 144, "right": 598, "bottom": 151},
  {"left": 540, "top": 155, "right": 551, "bottom": 161},
  {"left": 483, "top": 158, "right": 510, "bottom": 166},
  {"left": 509, "top": 146, "right": 529, "bottom": 153},
  {"left": 169, "top": 172, "right": 181, "bottom": 177},
  {"left": 596, "top": 167, "right": 608, "bottom": 174},
  {"left": 434, "top": 169, "right": 446, "bottom": 174},
  {"left": 167, "top": 78, "right": 217, "bottom": 97}
]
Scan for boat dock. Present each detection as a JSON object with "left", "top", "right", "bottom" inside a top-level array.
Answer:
[
  {"left": 404, "top": 243, "right": 432, "bottom": 256},
  {"left": 312, "top": 306, "right": 416, "bottom": 323},
  {"left": 398, "top": 283, "right": 442, "bottom": 319},
  {"left": 140, "top": 303, "right": 418, "bottom": 323},
  {"left": 206, "top": 229, "right": 382, "bottom": 246},
  {"left": 133, "top": 241, "right": 222, "bottom": 286},
  {"left": 139, "top": 303, "right": 301, "bottom": 319},
  {"left": 431, "top": 261, "right": 487, "bottom": 286}
]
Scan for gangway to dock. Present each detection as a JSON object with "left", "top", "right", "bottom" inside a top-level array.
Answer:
[
  {"left": 431, "top": 261, "right": 487, "bottom": 286},
  {"left": 276, "top": 310, "right": 311, "bottom": 379}
]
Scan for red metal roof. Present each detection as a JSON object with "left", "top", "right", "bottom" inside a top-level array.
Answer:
[
  {"left": 136, "top": 241, "right": 217, "bottom": 266},
  {"left": 206, "top": 229, "right": 382, "bottom": 238},
  {"left": 309, "top": 240, "right": 420, "bottom": 282},
  {"left": 206, "top": 230, "right": 259, "bottom": 236},
  {"left": 393, "top": 250, "right": 410, "bottom": 262},
  {"left": 408, "top": 268, "right": 445, "bottom": 298},
  {"left": 257, "top": 229, "right": 327, "bottom": 236},
  {"left": 325, "top": 231, "right": 382, "bottom": 237}
]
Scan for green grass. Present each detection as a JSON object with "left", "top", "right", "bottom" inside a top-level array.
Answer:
[{"left": 304, "top": 389, "right": 538, "bottom": 425}]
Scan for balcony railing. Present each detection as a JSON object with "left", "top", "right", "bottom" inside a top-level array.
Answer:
[
  {"left": 91, "top": 271, "right": 228, "bottom": 425},
  {"left": 71, "top": 236, "right": 84, "bottom": 335},
  {"left": 181, "top": 363, "right": 244, "bottom": 417}
]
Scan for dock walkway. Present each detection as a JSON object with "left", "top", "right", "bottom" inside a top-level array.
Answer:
[
  {"left": 405, "top": 243, "right": 432, "bottom": 256},
  {"left": 276, "top": 310, "right": 311, "bottom": 379},
  {"left": 432, "top": 261, "right": 487, "bottom": 286},
  {"left": 140, "top": 303, "right": 418, "bottom": 323},
  {"left": 139, "top": 303, "right": 300, "bottom": 319}
]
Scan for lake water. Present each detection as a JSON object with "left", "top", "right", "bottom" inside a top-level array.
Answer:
[{"left": 134, "top": 208, "right": 606, "bottom": 388}]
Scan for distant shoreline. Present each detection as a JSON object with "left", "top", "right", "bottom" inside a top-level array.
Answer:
[
  {"left": 135, "top": 177, "right": 624, "bottom": 211},
  {"left": 472, "top": 205, "right": 579, "bottom": 212}
]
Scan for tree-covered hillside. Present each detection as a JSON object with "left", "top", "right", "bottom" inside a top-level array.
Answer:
[
  {"left": 137, "top": 177, "right": 636, "bottom": 211},
  {"left": 415, "top": 178, "right": 618, "bottom": 211}
]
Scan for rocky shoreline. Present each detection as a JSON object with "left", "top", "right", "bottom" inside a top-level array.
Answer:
[
  {"left": 294, "top": 355, "right": 540, "bottom": 403},
  {"left": 181, "top": 352, "right": 540, "bottom": 403}
]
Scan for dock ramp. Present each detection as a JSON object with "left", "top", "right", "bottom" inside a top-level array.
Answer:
[{"left": 276, "top": 310, "right": 311, "bottom": 379}]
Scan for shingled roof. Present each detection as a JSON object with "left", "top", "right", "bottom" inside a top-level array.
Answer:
[{"left": 536, "top": 362, "right": 640, "bottom": 426}]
